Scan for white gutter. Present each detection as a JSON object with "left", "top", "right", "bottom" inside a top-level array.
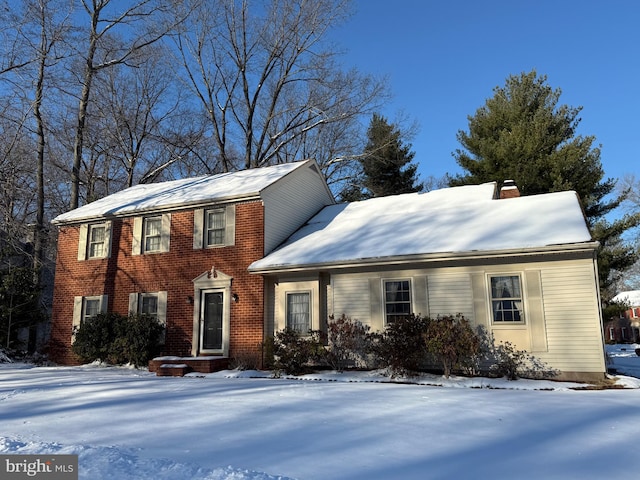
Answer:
[{"left": 248, "top": 241, "right": 600, "bottom": 274}]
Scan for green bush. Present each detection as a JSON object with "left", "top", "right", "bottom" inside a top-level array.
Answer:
[
  {"left": 72, "top": 313, "right": 164, "bottom": 368},
  {"left": 325, "top": 314, "right": 371, "bottom": 372},
  {"left": 424, "top": 314, "right": 481, "bottom": 378},
  {"left": 368, "top": 314, "right": 430, "bottom": 377},
  {"left": 272, "top": 327, "right": 325, "bottom": 376}
]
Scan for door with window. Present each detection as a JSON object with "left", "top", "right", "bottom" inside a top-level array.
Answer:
[{"left": 201, "top": 291, "right": 224, "bottom": 351}]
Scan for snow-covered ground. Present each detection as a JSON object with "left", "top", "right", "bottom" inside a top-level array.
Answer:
[{"left": 2, "top": 345, "right": 640, "bottom": 480}]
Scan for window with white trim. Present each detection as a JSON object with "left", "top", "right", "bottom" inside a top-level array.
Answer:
[
  {"left": 128, "top": 291, "right": 168, "bottom": 343},
  {"left": 78, "top": 221, "right": 112, "bottom": 260},
  {"left": 88, "top": 224, "right": 106, "bottom": 258},
  {"left": 206, "top": 209, "right": 226, "bottom": 246},
  {"left": 193, "top": 205, "right": 235, "bottom": 249},
  {"left": 72, "top": 294, "right": 108, "bottom": 342},
  {"left": 82, "top": 297, "right": 101, "bottom": 322},
  {"left": 143, "top": 216, "right": 162, "bottom": 252},
  {"left": 286, "top": 291, "right": 311, "bottom": 334},
  {"left": 490, "top": 275, "right": 524, "bottom": 322},
  {"left": 140, "top": 294, "right": 159, "bottom": 319},
  {"left": 609, "top": 327, "right": 615, "bottom": 341},
  {"left": 384, "top": 279, "right": 412, "bottom": 324},
  {"left": 132, "top": 214, "right": 170, "bottom": 255}
]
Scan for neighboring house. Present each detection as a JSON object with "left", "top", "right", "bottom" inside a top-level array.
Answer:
[
  {"left": 50, "top": 161, "right": 607, "bottom": 382},
  {"left": 49, "top": 160, "right": 334, "bottom": 365},
  {"left": 607, "top": 290, "right": 640, "bottom": 343},
  {"left": 250, "top": 182, "right": 607, "bottom": 382}
]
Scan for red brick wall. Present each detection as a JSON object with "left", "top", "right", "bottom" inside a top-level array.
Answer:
[{"left": 50, "top": 201, "right": 265, "bottom": 365}]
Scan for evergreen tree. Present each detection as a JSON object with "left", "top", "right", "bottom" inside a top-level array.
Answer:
[
  {"left": 0, "top": 246, "right": 44, "bottom": 350},
  {"left": 450, "top": 70, "right": 640, "bottom": 298},
  {"left": 351, "top": 113, "right": 423, "bottom": 199}
]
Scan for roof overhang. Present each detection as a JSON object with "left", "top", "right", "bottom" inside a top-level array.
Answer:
[
  {"left": 249, "top": 241, "right": 600, "bottom": 274},
  {"left": 51, "top": 192, "right": 263, "bottom": 226}
]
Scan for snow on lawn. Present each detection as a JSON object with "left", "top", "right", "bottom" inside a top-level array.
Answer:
[{"left": 2, "top": 349, "right": 640, "bottom": 480}]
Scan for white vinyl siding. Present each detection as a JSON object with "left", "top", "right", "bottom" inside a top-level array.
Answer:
[
  {"left": 77, "top": 221, "right": 112, "bottom": 261},
  {"left": 283, "top": 257, "right": 604, "bottom": 378},
  {"left": 132, "top": 213, "right": 170, "bottom": 255},
  {"left": 275, "top": 280, "right": 320, "bottom": 334},
  {"left": 261, "top": 162, "right": 334, "bottom": 254},
  {"left": 193, "top": 205, "right": 235, "bottom": 249},
  {"left": 332, "top": 275, "right": 371, "bottom": 326},
  {"left": 427, "top": 274, "right": 474, "bottom": 321},
  {"left": 538, "top": 263, "right": 604, "bottom": 372}
]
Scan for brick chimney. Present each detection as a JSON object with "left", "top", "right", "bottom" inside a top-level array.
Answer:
[{"left": 499, "top": 180, "right": 520, "bottom": 199}]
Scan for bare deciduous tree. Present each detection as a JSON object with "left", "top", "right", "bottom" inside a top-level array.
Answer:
[
  {"left": 174, "top": 0, "right": 388, "bottom": 187},
  {"left": 69, "top": 0, "right": 185, "bottom": 209}
]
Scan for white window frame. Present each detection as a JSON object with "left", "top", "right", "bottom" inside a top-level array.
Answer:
[
  {"left": 193, "top": 205, "right": 236, "bottom": 249},
  {"left": 129, "top": 291, "right": 167, "bottom": 343},
  {"left": 132, "top": 214, "right": 170, "bottom": 255},
  {"left": 72, "top": 294, "right": 108, "bottom": 342},
  {"left": 128, "top": 291, "right": 167, "bottom": 326},
  {"left": 489, "top": 274, "right": 525, "bottom": 324},
  {"left": 143, "top": 216, "right": 162, "bottom": 252},
  {"left": 77, "top": 221, "right": 112, "bottom": 261},
  {"left": 286, "top": 290, "right": 312, "bottom": 334},
  {"left": 205, "top": 208, "right": 226, "bottom": 247},
  {"left": 609, "top": 327, "right": 615, "bottom": 341},
  {"left": 383, "top": 278, "right": 412, "bottom": 325},
  {"left": 275, "top": 280, "right": 320, "bottom": 335}
]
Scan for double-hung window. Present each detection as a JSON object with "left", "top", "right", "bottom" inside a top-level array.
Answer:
[
  {"left": 490, "top": 275, "right": 524, "bottom": 322},
  {"left": 82, "top": 297, "right": 101, "bottom": 323},
  {"left": 78, "top": 222, "right": 111, "bottom": 260},
  {"left": 143, "top": 216, "right": 162, "bottom": 252},
  {"left": 140, "top": 294, "right": 159, "bottom": 320},
  {"left": 88, "top": 225, "right": 106, "bottom": 258},
  {"left": 384, "top": 279, "right": 411, "bottom": 324},
  {"left": 193, "top": 205, "right": 235, "bottom": 249},
  {"left": 72, "top": 294, "right": 108, "bottom": 342},
  {"left": 286, "top": 292, "right": 311, "bottom": 334},
  {"left": 129, "top": 292, "right": 167, "bottom": 343},
  {"left": 133, "top": 214, "right": 170, "bottom": 255},
  {"left": 206, "top": 209, "right": 226, "bottom": 246}
]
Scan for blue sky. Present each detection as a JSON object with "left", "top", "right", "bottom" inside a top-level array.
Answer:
[{"left": 333, "top": 0, "right": 640, "bottom": 186}]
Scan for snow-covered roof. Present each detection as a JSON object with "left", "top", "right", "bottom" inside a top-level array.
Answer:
[
  {"left": 612, "top": 290, "right": 640, "bottom": 306},
  {"left": 52, "top": 161, "right": 308, "bottom": 224},
  {"left": 250, "top": 183, "right": 594, "bottom": 271}
]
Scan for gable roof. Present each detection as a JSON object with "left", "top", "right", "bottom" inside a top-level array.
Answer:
[
  {"left": 612, "top": 290, "right": 640, "bottom": 307},
  {"left": 52, "top": 161, "right": 311, "bottom": 224},
  {"left": 249, "top": 183, "right": 594, "bottom": 272}
]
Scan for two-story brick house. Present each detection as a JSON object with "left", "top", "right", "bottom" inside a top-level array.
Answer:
[
  {"left": 607, "top": 290, "right": 640, "bottom": 343},
  {"left": 51, "top": 161, "right": 607, "bottom": 381},
  {"left": 49, "top": 160, "right": 334, "bottom": 365}
]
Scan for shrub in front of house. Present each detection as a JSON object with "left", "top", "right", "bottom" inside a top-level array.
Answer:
[
  {"left": 368, "top": 314, "right": 430, "bottom": 377},
  {"left": 271, "top": 327, "right": 325, "bottom": 376},
  {"left": 424, "top": 314, "right": 481, "bottom": 378},
  {"left": 72, "top": 313, "right": 164, "bottom": 368},
  {"left": 325, "top": 314, "right": 372, "bottom": 372},
  {"left": 477, "top": 327, "right": 558, "bottom": 380}
]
